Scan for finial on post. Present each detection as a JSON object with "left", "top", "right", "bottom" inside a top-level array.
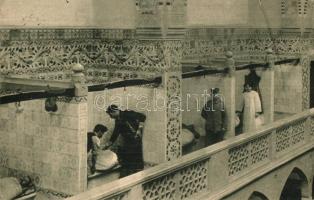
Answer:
[
  {"left": 265, "top": 48, "right": 275, "bottom": 70},
  {"left": 72, "top": 63, "right": 87, "bottom": 97},
  {"left": 226, "top": 51, "right": 235, "bottom": 76}
]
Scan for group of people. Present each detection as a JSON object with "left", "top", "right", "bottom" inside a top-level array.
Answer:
[
  {"left": 87, "top": 104, "right": 146, "bottom": 178},
  {"left": 201, "top": 83, "right": 262, "bottom": 146},
  {"left": 87, "top": 83, "right": 263, "bottom": 178}
]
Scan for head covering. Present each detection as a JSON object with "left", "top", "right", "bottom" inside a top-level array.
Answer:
[{"left": 106, "top": 104, "right": 119, "bottom": 114}]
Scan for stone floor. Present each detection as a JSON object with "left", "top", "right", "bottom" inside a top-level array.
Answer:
[{"left": 87, "top": 169, "right": 120, "bottom": 190}]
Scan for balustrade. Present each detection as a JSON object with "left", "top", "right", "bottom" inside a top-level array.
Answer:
[{"left": 67, "top": 109, "right": 314, "bottom": 200}]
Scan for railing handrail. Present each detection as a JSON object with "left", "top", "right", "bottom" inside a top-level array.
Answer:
[{"left": 67, "top": 109, "right": 313, "bottom": 200}]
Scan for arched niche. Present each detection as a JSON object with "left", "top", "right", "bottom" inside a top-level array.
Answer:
[{"left": 280, "top": 167, "right": 309, "bottom": 200}]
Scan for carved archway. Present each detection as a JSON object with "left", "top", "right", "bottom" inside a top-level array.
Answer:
[
  {"left": 248, "top": 191, "right": 269, "bottom": 200},
  {"left": 280, "top": 167, "right": 309, "bottom": 200}
]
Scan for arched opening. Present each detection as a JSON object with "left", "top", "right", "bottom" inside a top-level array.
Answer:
[
  {"left": 248, "top": 191, "right": 269, "bottom": 200},
  {"left": 312, "top": 177, "right": 314, "bottom": 200},
  {"left": 280, "top": 168, "right": 309, "bottom": 200}
]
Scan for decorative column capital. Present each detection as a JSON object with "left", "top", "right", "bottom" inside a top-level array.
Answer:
[
  {"left": 226, "top": 51, "right": 235, "bottom": 76},
  {"left": 72, "top": 63, "right": 87, "bottom": 97},
  {"left": 265, "top": 48, "right": 275, "bottom": 70}
]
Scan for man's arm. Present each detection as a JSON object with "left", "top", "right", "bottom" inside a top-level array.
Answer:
[
  {"left": 135, "top": 111, "right": 146, "bottom": 122},
  {"left": 109, "top": 122, "right": 120, "bottom": 144},
  {"left": 128, "top": 111, "right": 146, "bottom": 138},
  {"left": 92, "top": 136, "right": 101, "bottom": 151},
  {"left": 201, "top": 101, "right": 210, "bottom": 119}
]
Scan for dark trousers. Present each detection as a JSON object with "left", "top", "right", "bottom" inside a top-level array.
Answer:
[
  {"left": 91, "top": 153, "right": 97, "bottom": 174},
  {"left": 117, "top": 142, "right": 144, "bottom": 178},
  {"left": 205, "top": 130, "right": 224, "bottom": 146}
]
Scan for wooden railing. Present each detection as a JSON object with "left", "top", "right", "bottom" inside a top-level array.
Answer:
[{"left": 67, "top": 109, "right": 314, "bottom": 200}]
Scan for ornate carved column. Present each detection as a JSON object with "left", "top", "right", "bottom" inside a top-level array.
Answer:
[
  {"left": 135, "top": 0, "right": 186, "bottom": 162},
  {"left": 301, "top": 55, "right": 310, "bottom": 110},
  {"left": 163, "top": 42, "right": 183, "bottom": 161}
]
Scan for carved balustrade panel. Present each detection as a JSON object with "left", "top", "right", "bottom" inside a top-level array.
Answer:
[
  {"left": 101, "top": 192, "right": 129, "bottom": 200},
  {"left": 275, "top": 119, "right": 306, "bottom": 152},
  {"left": 143, "top": 174, "right": 176, "bottom": 200},
  {"left": 142, "top": 158, "right": 209, "bottom": 200},
  {"left": 178, "top": 160, "right": 208, "bottom": 200},
  {"left": 228, "top": 133, "right": 271, "bottom": 176}
]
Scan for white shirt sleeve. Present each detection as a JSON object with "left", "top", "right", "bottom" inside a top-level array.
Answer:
[{"left": 92, "top": 136, "right": 101, "bottom": 148}]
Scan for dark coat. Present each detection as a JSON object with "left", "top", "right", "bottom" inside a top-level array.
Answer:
[
  {"left": 109, "top": 110, "right": 146, "bottom": 170},
  {"left": 201, "top": 95, "right": 226, "bottom": 133}
]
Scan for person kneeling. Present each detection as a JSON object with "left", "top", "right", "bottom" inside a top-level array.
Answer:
[{"left": 87, "top": 124, "right": 108, "bottom": 175}]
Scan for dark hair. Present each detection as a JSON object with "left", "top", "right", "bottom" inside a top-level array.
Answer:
[
  {"left": 211, "top": 88, "right": 219, "bottom": 94},
  {"left": 106, "top": 104, "right": 119, "bottom": 114},
  {"left": 94, "top": 124, "right": 108, "bottom": 133}
]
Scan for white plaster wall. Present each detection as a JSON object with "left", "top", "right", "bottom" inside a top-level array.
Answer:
[
  {"left": 182, "top": 75, "right": 225, "bottom": 136},
  {"left": 187, "top": 0, "right": 249, "bottom": 26},
  {"left": 0, "top": 0, "right": 136, "bottom": 28},
  {"left": 274, "top": 64, "right": 303, "bottom": 114}
]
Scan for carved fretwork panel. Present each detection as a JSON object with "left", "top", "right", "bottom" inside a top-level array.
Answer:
[
  {"left": 101, "top": 192, "right": 128, "bottom": 200},
  {"left": 143, "top": 174, "right": 176, "bottom": 200},
  {"left": 184, "top": 28, "right": 309, "bottom": 62},
  {"left": 301, "top": 56, "right": 310, "bottom": 110},
  {"left": 276, "top": 125, "right": 292, "bottom": 152},
  {"left": 311, "top": 116, "right": 314, "bottom": 136},
  {"left": 178, "top": 160, "right": 208, "bottom": 200},
  {"left": 0, "top": 28, "right": 310, "bottom": 80},
  {"left": 166, "top": 73, "right": 182, "bottom": 161},
  {"left": 290, "top": 120, "right": 306, "bottom": 145},
  {"left": 0, "top": 40, "right": 161, "bottom": 75},
  {"left": 142, "top": 158, "right": 209, "bottom": 200},
  {"left": 228, "top": 143, "right": 250, "bottom": 176},
  {"left": 251, "top": 135, "right": 270, "bottom": 165},
  {"left": 276, "top": 119, "right": 306, "bottom": 152},
  {"left": 228, "top": 134, "right": 271, "bottom": 176},
  {"left": 0, "top": 31, "right": 183, "bottom": 83}
]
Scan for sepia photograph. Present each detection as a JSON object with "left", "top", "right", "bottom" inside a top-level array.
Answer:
[{"left": 0, "top": 0, "right": 313, "bottom": 199}]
